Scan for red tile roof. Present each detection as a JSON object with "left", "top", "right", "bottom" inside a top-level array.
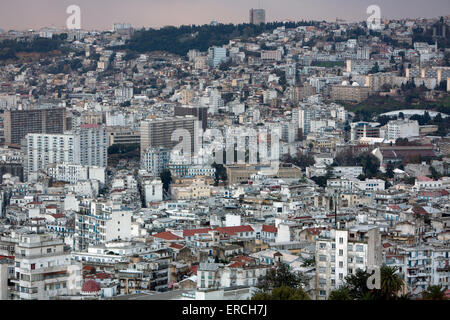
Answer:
[
  {"left": 189, "top": 265, "right": 198, "bottom": 275},
  {"left": 183, "top": 228, "right": 212, "bottom": 237},
  {"left": 169, "top": 243, "right": 184, "bottom": 250},
  {"left": 229, "top": 261, "right": 245, "bottom": 268},
  {"left": 152, "top": 231, "right": 183, "bottom": 241},
  {"left": 80, "top": 124, "right": 100, "bottom": 129},
  {"left": 262, "top": 224, "right": 277, "bottom": 233},
  {"left": 214, "top": 225, "right": 254, "bottom": 236}
]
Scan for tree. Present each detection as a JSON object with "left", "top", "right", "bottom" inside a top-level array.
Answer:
[
  {"left": 422, "top": 285, "right": 446, "bottom": 300},
  {"left": 252, "top": 286, "right": 310, "bottom": 300},
  {"left": 386, "top": 162, "right": 394, "bottom": 179},
  {"left": 379, "top": 266, "right": 403, "bottom": 299},
  {"left": 356, "top": 153, "right": 380, "bottom": 178},
  {"left": 430, "top": 166, "right": 440, "bottom": 180},
  {"left": 334, "top": 266, "right": 405, "bottom": 300},
  {"left": 344, "top": 269, "right": 372, "bottom": 300},
  {"left": 328, "top": 287, "right": 352, "bottom": 300},
  {"left": 160, "top": 169, "right": 172, "bottom": 194},
  {"left": 257, "top": 262, "right": 308, "bottom": 292},
  {"left": 211, "top": 162, "right": 227, "bottom": 186}
]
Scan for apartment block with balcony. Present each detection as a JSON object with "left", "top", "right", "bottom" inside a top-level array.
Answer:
[
  {"left": 12, "top": 233, "right": 82, "bottom": 300},
  {"left": 315, "top": 225, "right": 382, "bottom": 300}
]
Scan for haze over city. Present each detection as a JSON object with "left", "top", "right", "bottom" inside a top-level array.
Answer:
[{"left": 1, "top": 0, "right": 449, "bottom": 31}]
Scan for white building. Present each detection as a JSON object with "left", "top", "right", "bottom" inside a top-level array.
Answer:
[
  {"left": 12, "top": 233, "right": 82, "bottom": 300},
  {"left": 140, "top": 147, "right": 170, "bottom": 177},
  {"left": 74, "top": 201, "right": 132, "bottom": 251},
  {"left": 26, "top": 133, "right": 80, "bottom": 179},
  {"left": 208, "top": 47, "right": 227, "bottom": 68},
  {"left": 315, "top": 226, "right": 382, "bottom": 299},
  {"left": 79, "top": 124, "right": 107, "bottom": 168},
  {"left": 46, "top": 163, "right": 105, "bottom": 184},
  {"left": 386, "top": 120, "right": 419, "bottom": 141},
  {"left": 144, "top": 179, "right": 163, "bottom": 204}
]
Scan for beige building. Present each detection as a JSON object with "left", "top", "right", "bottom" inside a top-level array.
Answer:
[
  {"left": 170, "top": 177, "right": 211, "bottom": 200},
  {"left": 106, "top": 126, "right": 140, "bottom": 147},
  {"left": 225, "top": 163, "right": 302, "bottom": 185},
  {"left": 140, "top": 116, "right": 197, "bottom": 155},
  {"left": 330, "top": 85, "right": 371, "bottom": 103}
]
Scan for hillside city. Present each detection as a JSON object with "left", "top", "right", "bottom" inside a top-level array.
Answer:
[{"left": 0, "top": 9, "right": 449, "bottom": 301}]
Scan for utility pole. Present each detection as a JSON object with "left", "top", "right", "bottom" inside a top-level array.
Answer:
[{"left": 334, "top": 189, "right": 339, "bottom": 228}]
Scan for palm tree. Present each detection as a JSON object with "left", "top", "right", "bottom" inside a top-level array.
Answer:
[
  {"left": 422, "top": 285, "right": 446, "bottom": 300},
  {"left": 328, "top": 287, "right": 352, "bottom": 300},
  {"left": 380, "top": 266, "right": 404, "bottom": 299}
]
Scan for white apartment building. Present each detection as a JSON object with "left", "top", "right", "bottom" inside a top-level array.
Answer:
[
  {"left": 414, "top": 176, "right": 443, "bottom": 190},
  {"left": 12, "top": 233, "right": 82, "bottom": 300},
  {"left": 26, "top": 133, "right": 80, "bottom": 179},
  {"left": 386, "top": 120, "right": 419, "bottom": 141},
  {"left": 315, "top": 226, "right": 382, "bottom": 299},
  {"left": 74, "top": 200, "right": 132, "bottom": 251},
  {"left": 356, "top": 179, "right": 385, "bottom": 192},
  {"left": 140, "top": 147, "right": 170, "bottom": 177},
  {"left": 79, "top": 124, "right": 107, "bottom": 168},
  {"left": 293, "top": 107, "right": 313, "bottom": 135},
  {"left": 402, "top": 245, "right": 450, "bottom": 296},
  {"left": 46, "top": 162, "right": 105, "bottom": 184}
]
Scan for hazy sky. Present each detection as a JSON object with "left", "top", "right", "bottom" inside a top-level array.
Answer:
[{"left": 1, "top": 0, "right": 449, "bottom": 31}]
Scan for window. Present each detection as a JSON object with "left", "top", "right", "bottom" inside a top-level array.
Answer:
[
  {"left": 31, "top": 264, "right": 35, "bottom": 270},
  {"left": 319, "top": 243, "right": 326, "bottom": 249},
  {"left": 319, "top": 255, "right": 327, "bottom": 262},
  {"left": 339, "top": 237, "right": 344, "bottom": 244},
  {"left": 356, "top": 245, "right": 364, "bottom": 252},
  {"left": 339, "top": 249, "right": 343, "bottom": 256},
  {"left": 47, "top": 248, "right": 52, "bottom": 253},
  {"left": 339, "top": 261, "right": 343, "bottom": 268}
]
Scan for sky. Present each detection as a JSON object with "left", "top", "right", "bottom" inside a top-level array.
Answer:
[{"left": 0, "top": 0, "right": 449, "bottom": 31}]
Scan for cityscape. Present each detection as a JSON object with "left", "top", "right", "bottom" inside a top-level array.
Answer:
[{"left": 0, "top": 1, "right": 449, "bottom": 305}]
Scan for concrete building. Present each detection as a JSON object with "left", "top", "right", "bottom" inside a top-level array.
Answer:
[
  {"left": 315, "top": 226, "right": 382, "bottom": 299},
  {"left": 25, "top": 133, "right": 81, "bottom": 179},
  {"left": 144, "top": 179, "right": 163, "bottom": 204},
  {"left": 4, "top": 107, "right": 66, "bottom": 146},
  {"left": 74, "top": 201, "right": 132, "bottom": 251},
  {"left": 174, "top": 105, "right": 208, "bottom": 131},
  {"left": 386, "top": 120, "right": 420, "bottom": 141},
  {"left": 140, "top": 116, "right": 197, "bottom": 157},
  {"left": 106, "top": 127, "right": 140, "bottom": 147},
  {"left": 46, "top": 163, "right": 106, "bottom": 184},
  {"left": 12, "top": 233, "right": 82, "bottom": 300},
  {"left": 78, "top": 124, "right": 108, "bottom": 168},
  {"left": 208, "top": 47, "right": 228, "bottom": 68},
  {"left": 140, "top": 147, "right": 170, "bottom": 177},
  {"left": 249, "top": 8, "right": 266, "bottom": 25},
  {"left": 330, "top": 85, "right": 371, "bottom": 103}
]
